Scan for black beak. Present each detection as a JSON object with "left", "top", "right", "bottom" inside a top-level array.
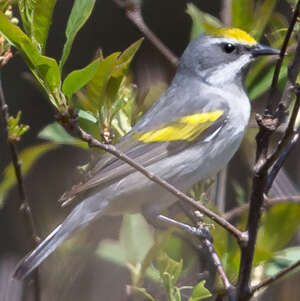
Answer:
[{"left": 251, "top": 44, "right": 280, "bottom": 57}]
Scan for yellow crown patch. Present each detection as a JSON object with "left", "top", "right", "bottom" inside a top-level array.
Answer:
[{"left": 210, "top": 28, "right": 257, "bottom": 45}]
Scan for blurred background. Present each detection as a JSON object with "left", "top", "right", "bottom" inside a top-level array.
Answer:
[{"left": 1, "top": 0, "right": 300, "bottom": 300}]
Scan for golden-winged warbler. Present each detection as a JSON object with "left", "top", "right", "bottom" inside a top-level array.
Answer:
[{"left": 14, "top": 28, "right": 279, "bottom": 280}]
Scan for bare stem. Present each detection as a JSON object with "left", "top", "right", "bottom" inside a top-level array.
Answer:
[
  {"left": 179, "top": 203, "right": 235, "bottom": 301},
  {"left": 0, "top": 70, "right": 41, "bottom": 300},
  {"left": 265, "top": 92, "right": 300, "bottom": 193},
  {"left": 204, "top": 237, "right": 235, "bottom": 301},
  {"left": 220, "top": 0, "right": 232, "bottom": 26},
  {"left": 112, "top": 0, "right": 178, "bottom": 67},
  {"left": 224, "top": 195, "right": 300, "bottom": 221},
  {"left": 267, "top": 0, "right": 300, "bottom": 114},
  {"left": 251, "top": 259, "right": 300, "bottom": 294},
  {"left": 237, "top": 3, "right": 300, "bottom": 300}
]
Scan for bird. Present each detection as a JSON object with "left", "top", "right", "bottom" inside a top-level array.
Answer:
[{"left": 13, "top": 28, "right": 279, "bottom": 280}]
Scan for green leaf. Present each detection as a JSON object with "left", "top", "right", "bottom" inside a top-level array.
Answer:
[
  {"left": 32, "top": 0, "right": 58, "bottom": 53},
  {"left": 0, "top": 1, "right": 11, "bottom": 12},
  {"left": 188, "top": 281, "right": 212, "bottom": 301},
  {"left": 186, "top": 3, "right": 222, "bottom": 40},
  {"left": 232, "top": 0, "right": 254, "bottom": 31},
  {"left": 256, "top": 203, "right": 300, "bottom": 253},
  {"left": 157, "top": 252, "right": 183, "bottom": 287},
  {"left": 78, "top": 109, "right": 97, "bottom": 123},
  {"left": 8, "top": 111, "right": 30, "bottom": 141},
  {"left": 0, "top": 143, "right": 58, "bottom": 206},
  {"left": 264, "top": 246, "right": 300, "bottom": 278},
  {"left": 253, "top": 248, "right": 274, "bottom": 266},
  {"left": 59, "top": 0, "right": 96, "bottom": 70},
  {"left": 119, "top": 214, "right": 155, "bottom": 265},
  {"left": 86, "top": 52, "right": 120, "bottom": 112},
  {"left": 112, "top": 38, "right": 144, "bottom": 77},
  {"left": 18, "top": 0, "right": 35, "bottom": 36},
  {"left": 97, "top": 214, "right": 154, "bottom": 266},
  {"left": 0, "top": 12, "right": 62, "bottom": 107},
  {"left": 38, "top": 122, "right": 87, "bottom": 148},
  {"left": 130, "top": 287, "right": 158, "bottom": 301},
  {"left": 62, "top": 59, "right": 100, "bottom": 98},
  {"left": 97, "top": 214, "right": 154, "bottom": 285},
  {"left": 96, "top": 239, "right": 128, "bottom": 267},
  {"left": 253, "top": 0, "right": 277, "bottom": 40}
]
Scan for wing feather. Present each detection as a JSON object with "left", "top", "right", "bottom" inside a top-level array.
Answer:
[{"left": 59, "top": 98, "right": 229, "bottom": 204}]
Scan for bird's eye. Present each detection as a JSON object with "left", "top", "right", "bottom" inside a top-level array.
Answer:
[{"left": 222, "top": 43, "right": 236, "bottom": 53}]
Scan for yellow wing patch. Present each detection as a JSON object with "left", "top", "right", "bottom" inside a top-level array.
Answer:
[
  {"left": 135, "top": 111, "right": 224, "bottom": 143},
  {"left": 210, "top": 28, "right": 257, "bottom": 45}
]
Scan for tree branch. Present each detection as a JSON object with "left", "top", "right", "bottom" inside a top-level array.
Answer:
[
  {"left": 220, "top": 0, "right": 232, "bottom": 26},
  {"left": 0, "top": 69, "right": 41, "bottom": 300},
  {"left": 203, "top": 236, "right": 235, "bottom": 301},
  {"left": 251, "top": 259, "right": 300, "bottom": 294},
  {"left": 178, "top": 203, "right": 235, "bottom": 301},
  {"left": 265, "top": 92, "right": 300, "bottom": 193},
  {"left": 112, "top": 0, "right": 178, "bottom": 67},
  {"left": 266, "top": 0, "right": 300, "bottom": 114},
  {"left": 223, "top": 195, "right": 300, "bottom": 221},
  {"left": 237, "top": 3, "right": 300, "bottom": 300}
]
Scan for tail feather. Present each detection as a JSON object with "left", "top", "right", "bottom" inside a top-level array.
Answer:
[
  {"left": 13, "top": 224, "right": 71, "bottom": 280},
  {"left": 13, "top": 192, "right": 108, "bottom": 281}
]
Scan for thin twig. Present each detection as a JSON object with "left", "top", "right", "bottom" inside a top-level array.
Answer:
[
  {"left": 220, "top": 0, "right": 232, "bottom": 26},
  {"left": 214, "top": 168, "right": 228, "bottom": 213},
  {"left": 265, "top": 93, "right": 300, "bottom": 193},
  {"left": 0, "top": 70, "right": 41, "bottom": 300},
  {"left": 178, "top": 202, "right": 235, "bottom": 301},
  {"left": 267, "top": 0, "right": 300, "bottom": 114},
  {"left": 66, "top": 121, "right": 246, "bottom": 243},
  {"left": 223, "top": 195, "right": 300, "bottom": 221},
  {"left": 251, "top": 259, "right": 300, "bottom": 294},
  {"left": 223, "top": 203, "right": 250, "bottom": 221},
  {"left": 112, "top": 0, "right": 178, "bottom": 67},
  {"left": 203, "top": 238, "right": 235, "bottom": 301}
]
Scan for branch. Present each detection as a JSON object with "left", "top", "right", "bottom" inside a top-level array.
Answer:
[
  {"left": 266, "top": 0, "right": 300, "bottom": 114},
  {"left": 265, "top": 92, "right": 300, "bottom": 193},
  {"left": 178, "top": 203, "right": 235, "bottom": 301},
  {"left": 237, "top": 3, "right": 300, "bottom": 300},
  {"left": 223, "top": 195, "right": 300, "bottom": 221},
  {"left": 251, "top": 259, "right": 300, "bottom": 294},
  {"left": 112, "top": 0, "right": 178, "bottom": 67},
  {"left": 203, "top": 237, "right": 235, "bottom": 301},
  {"left": 0, "top": 69, "right": 41, "bottom": 300},
  {"left": 61, "top": 116, "right": 246, "bottom": 243},
  {"left": 220, "top": 0, "right": 232, "bottom": 26}
]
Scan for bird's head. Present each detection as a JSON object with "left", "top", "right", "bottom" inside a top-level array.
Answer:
[{"left": 178, "top": 28, "right": 280, "bottom": 86}]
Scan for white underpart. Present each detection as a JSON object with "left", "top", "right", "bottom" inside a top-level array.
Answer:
[{"left": 201, "top": 54, "right": 253, "bottom": 86}]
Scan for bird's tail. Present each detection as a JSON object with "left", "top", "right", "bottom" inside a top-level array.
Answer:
[
  {"left": 13, "top": 201, "right": 99, "bottom": 281},
  {"left": 13, "top": 224, "right": 67, "bottom": 280}
]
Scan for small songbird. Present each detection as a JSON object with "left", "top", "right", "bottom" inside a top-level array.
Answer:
[{"left": 14, "top": 28, "right": 279, "bottom": 280}]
